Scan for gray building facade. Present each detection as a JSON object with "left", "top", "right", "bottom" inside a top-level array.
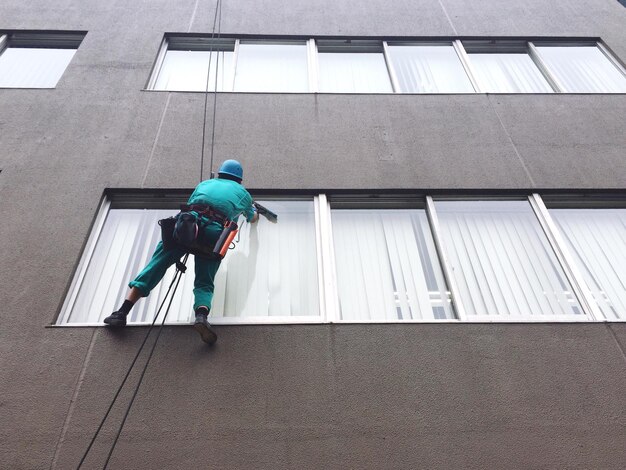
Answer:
[{"left": 1, "top": 0, "right": 626, "bottom": 468}]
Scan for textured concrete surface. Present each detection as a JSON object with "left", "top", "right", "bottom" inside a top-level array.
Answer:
[
  {"left": 0, "top": 0, "right": 625, "bottom": 468},
  {"left": 43, "top": 325, "right": 626, "bottom": 469}
]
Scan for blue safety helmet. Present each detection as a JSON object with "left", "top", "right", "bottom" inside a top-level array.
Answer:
[{"left": 218, "top": 159, "right": 243, "bottom": 181}]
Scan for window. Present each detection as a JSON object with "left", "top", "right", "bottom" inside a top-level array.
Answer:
[
  {"left": 548, "top": 206, "right": 626, "bottom": 320},
  {"left": 58, "top": 198, "right": 320, "bottom": 325},
  {"left": 211, "top": 200, "right": 320, "bottom": 320},
  {"left": 316, "top": 40, "right": 393, "bottom": 93},
  {"left": 0, "top": 32, "right": 83, "bottom": 88},
  {"left": 432, "top": 199, "right": 582, "bottom": 319},
  {"left": 463, "top": 41, "right": 553, "bottom": 93},
  {"left": 233, "top": 41, "right": 309, "bottom": 92},
  {"left": 387, "top": 42, "right": 474, "bottom": 93},
  {"left": 58, "top": 193, "right": 626, "bottom": 326},
  {"left": 151, "top": 38, "right": 309, "bottom": 92},
  {"left": 151, "top": 37, "right": 235, "bottom": 92},
  {"left": 534, "top": 44, "right": 626, "bottom": 93},
  {"left": 147, "top": 35, "right": 626, "bottom": 94},
  {"left": 331, "top": 207, "right": 453, "bottom": 321}
]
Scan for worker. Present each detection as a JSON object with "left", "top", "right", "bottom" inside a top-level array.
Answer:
[{"left": 103, "top": 159, "right": 259, "bottom": 344}]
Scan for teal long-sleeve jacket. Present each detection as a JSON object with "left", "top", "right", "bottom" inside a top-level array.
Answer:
[
  {"left": 188, "top": 178, "right": 256, "bottom": 223},
  {"left": 129, "top": 178, "right": 255, "bottom": 311}
]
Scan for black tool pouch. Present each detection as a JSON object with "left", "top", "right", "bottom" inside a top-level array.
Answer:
[
  {"left": 158, "top": 212, "right": 222, "bottom": 259},
  {"left": 174, "top": 212, "right": 198, "bottom": 245},
  {"left": 158, "top": 217, "right": 177, "bottom": 250},
  {"left": 159, "top": 212, "right": 199, "bottom": 250}
]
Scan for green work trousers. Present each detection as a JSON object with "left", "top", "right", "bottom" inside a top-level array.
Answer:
[{"left": 129, "top": 237, "right": 222, "bottom": 311}]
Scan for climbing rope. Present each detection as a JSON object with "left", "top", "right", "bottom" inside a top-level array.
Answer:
[
  {"left": 101, "top": 257, "right": 187, "bottom": 469},
  {"left": 200, "top": 0, "right": 223, "bottom": 181},
  {"left": 76, "top": 256, "right": 189, "bottom": 469},
  {"left": 78, "top": 0, "right": 224, "bottom": 465}
]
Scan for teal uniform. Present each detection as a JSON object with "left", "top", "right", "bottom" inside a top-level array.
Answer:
[{"left": 129, "top": 179, "right": 255, "bottom": 310}]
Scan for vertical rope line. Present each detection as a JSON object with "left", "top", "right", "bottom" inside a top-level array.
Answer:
[
  {"left": 102, "top": 256, "right": 188, "bottom": 470},
  {"left": 77, "top": 1, "right": 223, "bottom": 465},
  {"left": 75, "top": 255, "right": 188, "bottom": 470},
  {"left": 200, "top": 0, "right": 222, "bottom": 182},
  {"left": 207, "top": 0, "right": 223, "bottom": 181}
]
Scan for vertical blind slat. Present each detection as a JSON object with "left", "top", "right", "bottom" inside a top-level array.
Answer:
[
  {"left": 387, "top": 44, "right": 474, "bottom": 93},
  {"left": 550, "top": 209, "right": 626, "bottom": 319},
  {"left": 535, "top": 46, "right": 626, "bottom": 92},
  {"left": 332, "top": 209, "right": 452, "bottom": 321},
  {"left": 60, "top": 201, "right": 626, "bottom": 324},
  {"left": 435, "top": 201, "right": 582, "bottom": 318},
  {"left": 62, "top": 202, "right": 319, "bottom": 324},
  {"left": 0, "top": 48, "right": 75, "bottom": 87}
]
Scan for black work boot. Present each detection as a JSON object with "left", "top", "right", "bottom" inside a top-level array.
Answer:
[
  {"left": 103, "top": 310, "right": 127, "bottom": 327},
  {"left": 193, "top": 309, "right": 217, "bottom": 345}
]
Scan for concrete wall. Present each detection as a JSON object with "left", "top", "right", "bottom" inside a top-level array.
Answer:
[{"left": 0, "top": 0, "right": 625, "bottom": 468}]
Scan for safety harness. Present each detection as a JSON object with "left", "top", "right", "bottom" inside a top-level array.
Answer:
[{"left": 158, "top": 204, "right": 238, "bottom": 259}]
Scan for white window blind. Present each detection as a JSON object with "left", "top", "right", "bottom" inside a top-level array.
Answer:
[
  {"left": 58, "top": 194, "right": 626, "bottom": 326},
  {"left": 535, "top": 46, "right": 626, "bottom": 93},
  {"left": 317, "top": 42, "right": 392, "bottom": 93},
  {"left": 468, "top": 53, "right": 553, "bottom": 93},
  {"left": 147, "top": 36, "right": 626, "bottom": 94},
  {"left": 233, "top": 42, "right": 309, "bottom": 92},
  {"left": 387, "top": 44, "right": 474, "bottom": 93},
  {"left": 211, "top": 200, "right": 320, "bottom": 320},
  {"left": 0, "top": 47, "right": 76, "bottom": 88},
  {"left": 434, "top": 200, "right": 582, "bottom": 319},
  {"left": 60, "top": 209, "right": 178, "bottom": 325},
  {"left": 549, "top": 209, "right": 626, "bottom": 320},
  {"left": 331, "top": 209, "right": 453, "bottom": 321},
  {"left": 153, "top": 49, "right": 234, "bottom": 92},
  {"left": 58, "top": 200, "right": 319, "bottom": 325}
]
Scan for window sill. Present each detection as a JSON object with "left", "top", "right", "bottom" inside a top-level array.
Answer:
[{"left": 49, "top": 318, "right": 626, "bottom": 327}]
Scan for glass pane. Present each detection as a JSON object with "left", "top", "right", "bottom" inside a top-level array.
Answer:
[
  {"left": 550, "top": 209, "right": 626, "bottom": 320},
  {"left": 60, "top": 201, "right": 320, "bottom": 324},
  {"left": 0, "top": 48, "right": 76, "bottom": 88},
  {"left": 234, "top": 42, "right": 308, "bottom": 92},
  {"left": 435, "top": 200, "right": 582, "bottom": 318},
  {"left": 212, "top": 200, "right": 320, "bottom": 318},
  {"left": 388, "top": 45, "right": 474, "bottom": 93},
  {"left": 469, "top": 53, "right": 553, "bottom": 93},
  {"left": 536, "top": 46, "right": 626, "bottom": 92},
  {"left": 332, "top": 209, "right": 453, "bottom": 321},
  {"left": 63, "top": 209, "right": 178, "bottom": 324},
  {"left": 153, "top": 49, "right": 234, "bottom": 91},
  {"left": 318, "top": 52, "right": 392, "bottom": 93}
]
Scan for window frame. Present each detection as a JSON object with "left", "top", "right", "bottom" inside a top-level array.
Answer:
[
  {"left": 147, "top": 36, "right": 238, "bottom": 92},
  {"left": 424, "top": 194, "right": 625, "bottom": 322},
  {"left": 0, "top": 31, "right": 85, "bottom": 89},
  {"left": 384, "top": 40, "right": 478, "bottom": 93},
  {"left": 539, "top": 194, "right": 626, "bottom": 321},
  {"left": 461, "top": 39, "right": 558, "bottom": 93},
  {"left": 314, "top": 39, "right": 395, "bottom": 94},
  {"left": 328, "top": 199, "right": 457, "bottom": 322},
  {"left": 55, "top": 191, "right": 626, "bottom": 326},
  {"left": 233, "top": 39, "right": 310, "bottom": 92},
  {"left": 530, "top": 40, "right": 626, "bottom": 93},
  {"left": 146, "top": 35, "right": 626, "bottom": 95},
  {"left": 57, "top": 193, "right": 326, "bottom": 326},
  {"left": 596, "top": 41, "right": 626, "bottom": 79}
]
